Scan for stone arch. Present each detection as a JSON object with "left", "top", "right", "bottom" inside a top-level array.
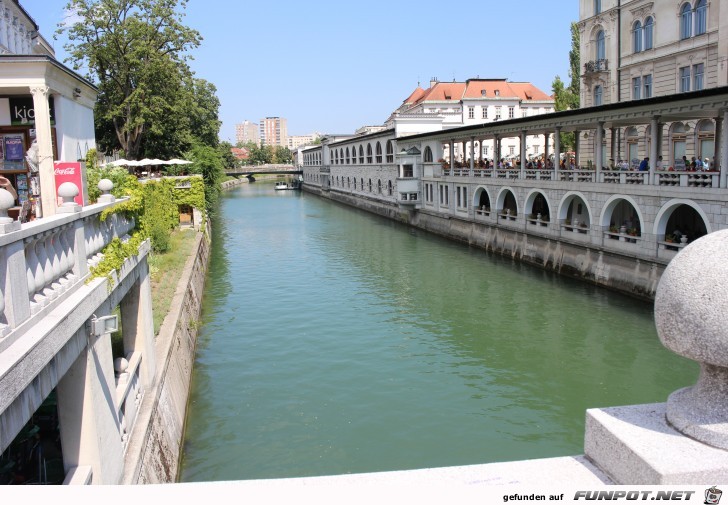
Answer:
[
  {"left": 473, "top": 186, "right": 492, "bottom": 211},
  {"left": 559, "top": 191, "right": 592, "bottom": 227},
  {"left": 496, "top": 187, "right": 518, "bottom": 216},
  {"left": 601, "top": 195, "right": 644, "bottom": 236},
  {"left": 524, "top": 189, "right": 552, "bottom": 222},
  {"left": 653, "top": 199, "right": 711, "bottom": 242}
]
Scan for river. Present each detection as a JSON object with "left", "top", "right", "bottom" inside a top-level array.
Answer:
[{"left": 178, "top": 181, "right": 696, "bottom": 482}]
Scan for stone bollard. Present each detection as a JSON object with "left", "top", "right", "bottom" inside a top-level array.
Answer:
[
  {"left": 655, "top": 229, "right": 728, "bottom": 450},
  {"left": 57, "top": 182, "right": 82, "bottom": 213},
  {"left": 98, "top": 179, "right": 115, "bottom": 204},
  {"left": 0, "top": 188, "right": 20, "bottom": 233}
]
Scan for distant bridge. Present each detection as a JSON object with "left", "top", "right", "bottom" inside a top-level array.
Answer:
[{"left": 225, "top": 164, "right": 302, "bottom": 177}]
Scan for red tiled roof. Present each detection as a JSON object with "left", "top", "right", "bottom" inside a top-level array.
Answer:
[{"left": 506, "top": 82, "right": 553, "bottom": 101}]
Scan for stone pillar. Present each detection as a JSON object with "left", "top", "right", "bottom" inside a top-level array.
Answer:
[
  {"left": 649, "top": 116, "right": 660, "bottom": 185},
  {"left": 448, "top": 139, "right": 455, "bottom": 167},
  {"left": 610, "top": 128, "right": 617, "bottom": 168},
  {"left": 469, "top": 137, "right": 475, "bottom": 171},
  {"left": 120, "top": 260, "right": 156, "bottom": 387},
  {"left": 494, "top": 135, "right": 501, "bottom": 166},
  {"left": 544, "top": 132, "right": 550, "bottom": 164},
  {"left": 56, "top": 325, "right": 124, "bottom": 484},
  {"left": 719, "top": 110, "right": 728, "bottom": 188},
  {"left": 574, "top": 130, "right": 580, "bottom": 168},
  {"left": 31, "top": 86, "right": 56, "bottom": 218},
  {"left": 554, "top": 128, "right": 561, "bottom": 177},
  {"left": 596, "top": 123, "right": 604, "bottom": 178},
  {"left": 520, "top": 130, "right": 527, "bottom": 177}
]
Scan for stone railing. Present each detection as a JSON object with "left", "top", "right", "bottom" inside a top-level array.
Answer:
[{"left": 0, "top": 180, "right": 133, "bottom": 346}]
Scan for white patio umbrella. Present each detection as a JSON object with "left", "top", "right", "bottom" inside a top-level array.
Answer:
[
  {"left": 167, "top": 158, "right": 193, "bottom": 165},
  {"left": 108, "top": 158, "right": 133, "bottom": 166}
]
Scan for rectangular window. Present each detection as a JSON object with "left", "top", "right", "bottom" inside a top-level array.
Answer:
[
  {"left": 522, "top": 108, "right": 528, "bottom": 117},
  {"left": 643, "top": 74, "right": 652, "bottom": 98},
  {"left": 509, "top": 146, "right": 515, "bottom": 155},
  {"left": 693, "top": 63, "right": 704, "bottom": 91},
  {"left": 495, "top": 107, "right": 501, "bottom": 120},
  {"left": 680, "top": 66, "right": 691, "bottom": 93},
  {"left": 468, "top": 106, "right": 474, "bottom": 119},
  {"left": 632, "top": 76, "right": 641, "bottom": 100},
  {"left": 482, "top": 107, "right": 488, "bottom": 119},
  {"left": 457, "top": 187, "right": 462, "bottom": 208},
  {"left": 484, "top": 146, "right": 489, "bottom": 156},
  {"left": 508, "top": 106, "right": 515, "bottom": 119},
  {"left": 402, "top": 164, "right": 413, "bottom": 178}
]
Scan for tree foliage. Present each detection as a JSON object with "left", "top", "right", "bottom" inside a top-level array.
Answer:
[
  {"left": 60, "top": 0, "right": 203, "bottom": 160},
  {"left": 551, "top": 21, "right": 581, "bottom": 151}
]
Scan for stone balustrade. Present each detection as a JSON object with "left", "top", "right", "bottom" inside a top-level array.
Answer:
[{"left": 0, "top": 181, "right": 133, "bottom": 347}]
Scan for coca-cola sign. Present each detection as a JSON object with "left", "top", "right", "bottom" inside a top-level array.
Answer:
[{"left": 54, "top": 161, "right": 86, "bottom": 206}]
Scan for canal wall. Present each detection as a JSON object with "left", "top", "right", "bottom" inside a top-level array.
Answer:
[
  {"left": 304, "top": 185, "right": 664, "bottom": 300},
  {"left": 122, "top": 226, "right": 211, "bottom": 484}
]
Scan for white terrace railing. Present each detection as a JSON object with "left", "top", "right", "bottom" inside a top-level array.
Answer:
[
  {"left": 0, "top": 181, "right": 133, "bottom": 348},
  {"left": 441, "top": 167, "right": 721, "bottom": 188}
]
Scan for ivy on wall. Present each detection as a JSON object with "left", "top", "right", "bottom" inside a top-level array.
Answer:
[{"left": 86, "top": 163, "right": 206, "bottom": 284}]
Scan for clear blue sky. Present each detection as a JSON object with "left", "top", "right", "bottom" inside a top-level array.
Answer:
[{"left": 19, "top": 0, "right": 579, "bottom": 144}]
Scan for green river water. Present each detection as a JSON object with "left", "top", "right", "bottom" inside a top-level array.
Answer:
[{"left": 178, "top": 181, "right": 697, "bottom": 482}]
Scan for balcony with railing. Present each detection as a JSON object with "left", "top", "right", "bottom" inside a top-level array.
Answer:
[{"left": 584, "top": 59, "right": 608, "bottom": 74}]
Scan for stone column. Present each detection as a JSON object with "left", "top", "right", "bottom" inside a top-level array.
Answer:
[
  {"left": 649, "top": 116, "right": 660, "bottom": 185},
  {"left": 520, "top": 130, "right": 527, "bottom": 177},
  {"left": 56, "top": 325, "right": 124, "bottom": 484},
  {"left": 554, "top": 127, "right": 561, "bottom": 177},
  {"left": 469, "top": 136, "right": 475, "bottom": 171},
  {"left": 448, "top": 139, "right": 454, "bottom": 168},
  {"left": 31, "top": 86, "right": 56, "bottom": 217},
  {"left": 718, "top": 110, "right": 728, "bottom": 188},
  {"left": 610, "top": 128, "right": 616, "bottom": 168},
  {"left": 574, "top": 130, "right": 580, "bottom": 168},
  {"left": 544, "top": 132, "right": 550, "bottom": 164},
  {"left": 120, "top": 260, "right": 156, "bottom": 387},
  {"left": 494, "top": 135, "right": 501, "bottom": 166},
  {"left": 596, "top": 122, "right": 604, "bottom": 178}
]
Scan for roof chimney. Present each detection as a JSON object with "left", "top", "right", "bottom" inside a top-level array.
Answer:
[{"left": 430, "top": 77, "right": 438, "bottom": 88}]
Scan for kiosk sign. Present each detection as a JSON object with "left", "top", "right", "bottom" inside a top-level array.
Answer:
[{"left": 54, "top": 161, "right": 86, "bottom": 206}]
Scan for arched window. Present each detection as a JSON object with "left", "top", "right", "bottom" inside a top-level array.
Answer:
[
  {"left": 377, "top": 179, "right": 382, "bottom": 194},
  {"left": 594, "top": 85, "right": 603, "bottom": 106},
  {"left": 680, "top": 3, "right": 692, "bottom": 39},
  {"left": 345, "top": 147, "right": 350, "bottom": 164},
  {"left": 366, "top": 144, "right": 373, "bottom": 164},
  {"left": 644, "top": 17, "right": 654, "bottom": 50},
  {"left": 386, "top": 140, "right": 394, "bottom": 163},
  {"left": 334, "top": 150, "right": 339, "bottom": 164},
  {"left": 424, "top": 146, "right": 433, "bottom": 162},
  {"left": 388, "top": 180, "right": 392, "bottom": 196},
  {"left": 368, "top": 179, "right": 372, "bottom": 192},
  {"left": 353, "top": 178, "right": 357, "bottom": 190},
  {"left": 375, "top": 142, "right": 382, "bottom": 163},
  {"left": 596, "top": 30, "right": 605, "bottom": 60},
  {"left": 347, "top": 176, "right": 350, "bottom": 188},
  {"left": 695, "top": 0, "right": 707, "bottom": 35},
  {"left": 360, "top": 177, "right": 364, "bottom": 189},
  {"left": 359, "top": 146, "right": 364, "bottom": 164},
  {"left": 632, "top": 21, "right": 642, "bottom": 53},
  {"left": 339, "top": 149, "right": 344, "bottom": 164}
]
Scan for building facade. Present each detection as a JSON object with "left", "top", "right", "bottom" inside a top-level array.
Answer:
[
  {"left": 0, "top": 1, "right": 98, "bottom": 219},
  {"left": 578, "top": 0, "right": 728, "bottom": 169},
  {"left": 388, "top": 78, "right": 556, "bottom": 164},
  {"left": 259, "top": 116, "right": 288, "bottom": 147},
  {"left": 287, "top": 133, "right": 318, "bottom": 151},
  {"left": 235, "top": 120, "right": 259, "bottom": 146}
]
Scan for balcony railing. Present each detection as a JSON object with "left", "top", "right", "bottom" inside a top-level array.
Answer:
[{"left": 584, "top": 59, "right": 608, "bottom": 74}]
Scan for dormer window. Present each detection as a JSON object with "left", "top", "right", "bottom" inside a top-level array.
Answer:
[
  {"left": 494, "top": 90, "right": 500, "bottom": 96},
  {"left": 481, "top": 89, "right": 487, "bottom": 96}
]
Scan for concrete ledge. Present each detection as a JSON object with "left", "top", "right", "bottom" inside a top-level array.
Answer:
[{"left": 584, "top": 403, "right": 728, "bottom": 484}]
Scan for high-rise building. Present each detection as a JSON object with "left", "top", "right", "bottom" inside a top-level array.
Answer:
[
  {"left": 259, "top": 117, "right": 288, "bottom": 147},
  {"left": 235, "top": 120, "right": 259, "bottom": 146},
  {"left": 287, "top": 134, "right": 319, "bottom": 151}
]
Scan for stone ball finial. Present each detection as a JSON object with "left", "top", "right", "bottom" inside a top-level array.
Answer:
[
  {"left": 58, "top": 182, "right": 79, "bottom": 206},
  {"left": 98, "top": 178, "right": 114, "bottom": 194},
  {"left": 655, "top": 229, "right": 728, "bottom": 449},
  {"left": 114, "top": 357, "right": 129, "bottom": 373}
]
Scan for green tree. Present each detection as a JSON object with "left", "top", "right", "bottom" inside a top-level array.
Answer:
[
  {"left": 186, "top": 143, "right": 224, "bottom": 214},
  {"left": 60, "top": 0, "right": 202, "bottom": 160},
  {"left": 217, "top": 141, "right": 238, "bottom": 169},
  {"left": 273, "top": 146, "right": 292, "bottom": 164},
  {"left": 551, "top": 21, "right": 581, "bottom": 152}
]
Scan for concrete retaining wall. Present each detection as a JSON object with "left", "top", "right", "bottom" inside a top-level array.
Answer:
[
  {"left": 122, "top": 228, "right": 211, "bottom": 483},
  {"left": 305, "top": 186, "right": 664, "bottom": 300}
]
